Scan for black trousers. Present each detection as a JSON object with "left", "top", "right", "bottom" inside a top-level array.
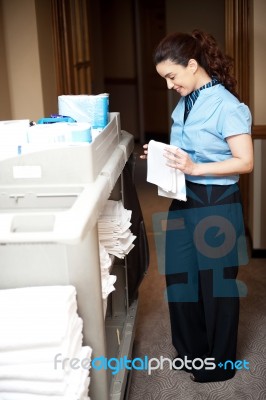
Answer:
[{"left": 165, "top": 181, "right": 246, "bottom": 382}]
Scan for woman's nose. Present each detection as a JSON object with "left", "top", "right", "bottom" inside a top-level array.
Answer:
[{"left": 166, "top": 79, "right": 174, "bottom": 89}]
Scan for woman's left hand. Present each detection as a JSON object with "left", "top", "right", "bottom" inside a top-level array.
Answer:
[{"left": 163, "top": 146, "right": 196, "bottom": 175}]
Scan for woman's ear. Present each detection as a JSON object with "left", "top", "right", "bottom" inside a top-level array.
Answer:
[{"left": 187, "top": 59, "right": 198, "bottom": 74}]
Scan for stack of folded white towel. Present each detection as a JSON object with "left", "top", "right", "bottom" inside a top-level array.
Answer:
[
  {"left": 98, "top": 200, "right": 136, "bottom": 259},
  {"left": 147, "top": 140, "right": 187, "bottom": 201},
  {"left": 0, "top": 286, "right": 92, "bottom": 400},
  {"left": 97, "top": 200, "right": 136, "bottom": 312}
]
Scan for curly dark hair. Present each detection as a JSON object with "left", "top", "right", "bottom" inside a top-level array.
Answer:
[{"left": 154, "top": 29, "right": 238, "bottom": 97}]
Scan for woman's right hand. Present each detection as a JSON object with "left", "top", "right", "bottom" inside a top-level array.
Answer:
[{"left": 140, "top": 143, "right": 148, "bottom": 160}]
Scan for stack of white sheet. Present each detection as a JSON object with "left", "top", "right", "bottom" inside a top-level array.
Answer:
[
  {"left": 0, "top": 286, "right": 92, "bottom": 400},
  {"left": 98, "top": 200, "right": 136, "bottom": 259},
  {"left": 98, "top": 200, "right": 136, "bottom": 312},
  {"left": 147, "top": 140, "right": 187, "bottom": 201}
]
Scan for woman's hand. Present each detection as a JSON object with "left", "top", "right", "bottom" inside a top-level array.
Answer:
[
  {"left": 163, "top": 134, "right": 253, "bottom": 177},
  {"left": 140, "top": 144, "right": 148, "bottom": 160},
  {"left": 163, "top": 146, "right": 196, "bottom": 175}
]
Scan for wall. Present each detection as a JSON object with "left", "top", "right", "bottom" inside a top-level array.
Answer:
[
  {"left": 0, "top": 0, "right": 57, "bottom": 122},
  {"left": 250, "top": 0, "right": 266, "bottom": 250},
  {"left": 35, "top": 0, "right": 57, "bottom": 118},
  {"left": 0, "top": 2, "right": 11, "bottom": 119},
  {"left": 252, "top": 0, "right": 265, "bottom": 124}
]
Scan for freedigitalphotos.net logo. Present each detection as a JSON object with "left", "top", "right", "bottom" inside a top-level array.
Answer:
[{"left": 54, "top": 354, "right": 250, "bottom": 375}]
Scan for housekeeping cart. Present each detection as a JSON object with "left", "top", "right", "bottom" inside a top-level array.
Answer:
[{"left": 0, "top": 113, "right": 149, "bottom": 400}]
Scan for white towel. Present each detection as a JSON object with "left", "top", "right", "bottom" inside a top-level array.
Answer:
[
  {"left": 147, "top": 140, "right": 187, "bottom": 201},
  {"left": 101, "top": 275, "right": 117, "bottom": 300},
  {"left": 0, "top": 378, "right": 67, "bottom": 395},
  {"left": 0, "top": 346, "right": 92, "bottom": 398},
  {"left": 0, "top": 393, "right": 90, "bottom": 400},
  {"left": 0, "top": 395, "right": 90, "bottom": 400},
  {"left": 0, "top": 363, "right": 66, "bottom": 382},
  {"left": 98, "top": 200, "right": 136, "bottom": 259},
  {"left": 0, "top": 286, "right": 78, "bottom": 352},
  {"left": 98, "top": 243, "right": 112, "bottom": 270},
  {"left": 0, "top": 286, "right": 91, "bottom": 399},
  {"left": 0, "top": 315, "right": 83, "bottom": 366}
]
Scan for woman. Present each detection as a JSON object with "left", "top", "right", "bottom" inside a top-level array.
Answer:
[{"left": 141, "top": 30, "right": 253, "bottom": 383}]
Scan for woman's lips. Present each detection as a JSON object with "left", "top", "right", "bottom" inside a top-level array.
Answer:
[{"left": 174, "top": 86, "right": 182, "bottom": 92}]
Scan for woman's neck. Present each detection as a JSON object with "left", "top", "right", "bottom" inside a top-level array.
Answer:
[{"left": 194, "top": 66, "right": 212, "bottom": 90}]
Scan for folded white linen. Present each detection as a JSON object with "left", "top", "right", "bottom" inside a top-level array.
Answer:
[
  {"left": 147, "top": 140, "right": 187, "bottom": 201},
  {"left": 0, "top": 315, "right": 83, "bottom": 366},
  {"left": 99, "top": 200, "right": 132, "bottom": 225},
  {"left": 98, "top": 200, "right": 136, "bottom": 259},
  {"left": 98, "top": 243, "right": 112, "bottom": 270},
  {"left": 101, "top": 236, "right": 136, "bottom": 258},
  {"left": 0, "top": 395, "right": 90, "bottom": 400},
  {"left": 0, "top": 393, "right": 90, "bottom": 400},
  {"left": 0, "top": 363, "right": 66, "bottom": 382},
  {"left": 0, "top": 346, "right": 92, "bottom": 398},
  {"left": 158, "top": 176, "right": 186, "bottom": 200},
  {"left": 101, "top": 275, "right": 117, "bottom": 300},
  {"left": 57, "top": 346, "right": 93, "bottom": 399},
  {"left": 0, "top": 286, "right": 78, "bottom": 351},
  {"left": 0, "top": 378, "right": 67, "bottom": 395}
]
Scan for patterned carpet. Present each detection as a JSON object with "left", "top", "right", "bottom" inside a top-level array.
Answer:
[{"left": 127, "top": 151, "right": 266, "bottom": 400}]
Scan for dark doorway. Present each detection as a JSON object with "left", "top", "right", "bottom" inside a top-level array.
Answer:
[{"left": 100, "top": 0, "right": 168, "bottom": 143}]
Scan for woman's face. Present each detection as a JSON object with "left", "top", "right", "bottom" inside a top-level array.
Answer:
[{"left": 156, "top": 59, "right": 198, "bottom": 96}]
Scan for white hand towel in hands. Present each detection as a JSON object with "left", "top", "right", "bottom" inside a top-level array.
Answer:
[{"left": 147, "top": 140, "right": 186, "bottom": 201}]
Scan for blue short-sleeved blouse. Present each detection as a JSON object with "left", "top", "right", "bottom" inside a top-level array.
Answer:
[{"left": 170, "top": 84, "right": 252, "bottom": 185}]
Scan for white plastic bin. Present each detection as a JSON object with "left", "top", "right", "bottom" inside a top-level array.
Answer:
[{"left": 0, "top": 113, "right": 121, "bottom": 185}]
